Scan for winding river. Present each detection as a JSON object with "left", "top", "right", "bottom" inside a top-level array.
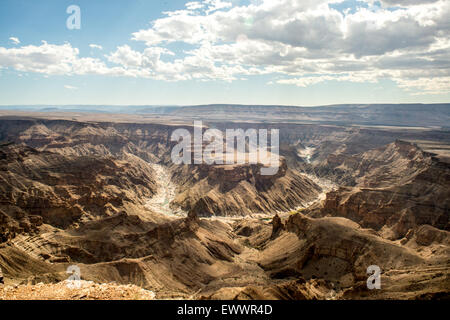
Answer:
[
  {"left": 145, "top": 164, "right": 186, "bottom": 218},
  {"left": 145, "top": 163, "right": 336, "bottom": 221}
]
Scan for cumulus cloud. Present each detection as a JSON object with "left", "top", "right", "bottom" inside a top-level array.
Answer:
[
  {"left": 89, "top": 44, "right": 103, "bottom": 50},
  {"left": 378, "top": 0, "right": 441, "bottom": 6},
  {"left": 1, "top": 0, "right": 449, "bottom": 95},
  {"left": 0, "top": 41, "right": 129, "bottom": 76},
  {"left": 185, "top": 2, "right": 204, "bottom": 11},
  {"left": 9, "top": 37, "right": 20, "bottom": 45},
  {"left": 126, "top": 0, "right": 450, "bottom": 93}
]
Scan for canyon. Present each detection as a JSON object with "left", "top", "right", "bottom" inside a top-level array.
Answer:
[{"left": 0, "top": 106, "right": 449, "bottom": 300}]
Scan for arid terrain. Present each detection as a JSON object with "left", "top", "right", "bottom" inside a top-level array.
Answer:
[{"left": 0, "top": 104, "right": 449, "bottom": 300}]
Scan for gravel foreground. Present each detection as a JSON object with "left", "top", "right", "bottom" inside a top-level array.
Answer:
[{"left": 0, "top": 280, "right": 156, "bottom": 300}]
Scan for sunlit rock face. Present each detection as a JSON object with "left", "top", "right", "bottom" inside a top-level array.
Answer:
[{"left": 0, "top": 116, "right": 449, "bottom": 300}]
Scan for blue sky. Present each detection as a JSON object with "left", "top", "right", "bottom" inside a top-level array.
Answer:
[{"left": 0, "top": 0, "right": 449, "bottom": 106}]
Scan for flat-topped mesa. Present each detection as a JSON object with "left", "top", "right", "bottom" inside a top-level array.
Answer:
[
  {"left": 170, "top": 157, "right": 322, "bottom": 217},
  {"left": 200, "top": 158, "right": 287, "bottom": 192}
]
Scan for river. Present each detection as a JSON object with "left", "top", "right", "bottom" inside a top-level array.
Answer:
[
  {"left": 145, "top": 164, "right": 186, "bottom": 218},
  {"left": 145, "top": 163, "right": 336, "bottom": 221}
]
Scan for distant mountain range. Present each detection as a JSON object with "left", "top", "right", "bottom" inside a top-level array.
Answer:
[
  {"left": 0, "top": 103, "right": 449, "bottom": 127},
  {"left": 0, "top": 105, "right": 180, "bottom": 114}
]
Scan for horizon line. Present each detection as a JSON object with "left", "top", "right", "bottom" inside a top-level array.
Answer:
[{"left": 0, "top": 102, "right": 449, "bottom": 108}]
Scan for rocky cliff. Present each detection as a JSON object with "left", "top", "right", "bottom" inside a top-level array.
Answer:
[
  {"left": 0, "top": 144, "right": 157, "bottom": 239},
  {"left": 312, "top": 141, "right": 449, "bottom": 239},
  {"left": 171, "top": 159, "right": 322, "bottom": 217}
]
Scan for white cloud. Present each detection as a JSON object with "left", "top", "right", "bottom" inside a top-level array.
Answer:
[
  {"left": 129, "top": 0, "right": 449, "bottom": 93},
  {"left": 107, "top": 45, "right": 144, "bottom": 67},
  {"left": 395, "top": 77, "right": 450, "bottom": 95},
  {"left": 186, "top": 2, "right": 204, "bottom": 10},
  {"left": 204, "top": 0, "right": 232, "bottom": 14},
  {"left": 64, "top": 85, "right": 78, "bottom": 90},
  {"left": 1, "top": 0, "right": 449, "bottom": 95},
  {"left": 89, "top": 44, "right": 103, "bottom": 50},
  {"left": 276, "top": 72, "right": 379, "bottom": 87},
  {"left": 9, "top": 37, "right": 20, "bottom": 45},
  {"left": 0, "top": 41, "right": 130, "bottom": 76},
  {"left": 379, "top": 0, "right": 441, "bottom": 6}
]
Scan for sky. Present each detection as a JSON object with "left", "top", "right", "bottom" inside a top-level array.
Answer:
[{"left": 0, "top": 0, "right": 449, "bottom": 106}]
